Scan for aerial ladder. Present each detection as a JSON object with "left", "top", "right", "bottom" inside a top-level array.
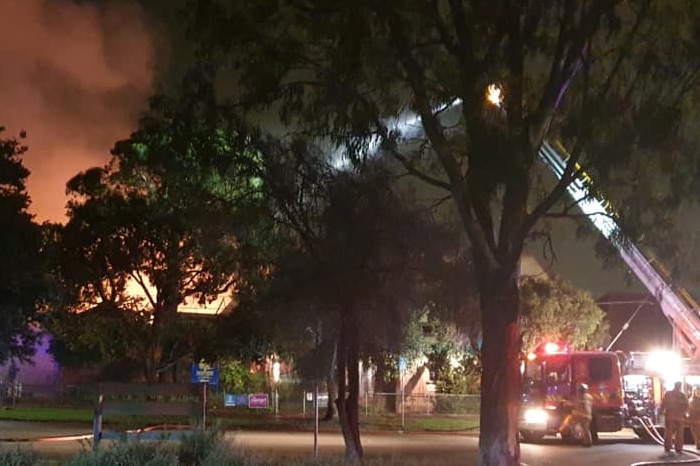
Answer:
[{"left": 538, "top": 141, "right": 700, "bottom": 360}]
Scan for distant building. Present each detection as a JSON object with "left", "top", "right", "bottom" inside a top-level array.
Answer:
[{"left": 520, "top": 253, "right": 553, "bottom": 281}]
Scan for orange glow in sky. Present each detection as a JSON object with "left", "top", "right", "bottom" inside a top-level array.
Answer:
[{"left": 0, "top": 0, "right": 154, "bottom": 222}]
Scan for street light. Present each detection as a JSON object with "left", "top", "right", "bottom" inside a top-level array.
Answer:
[{"left": 272, "top": 361, "right": 281, "bottom": 416}]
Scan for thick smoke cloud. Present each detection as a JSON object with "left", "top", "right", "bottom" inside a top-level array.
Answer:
[{"left": 0, "top": 0, "right": 154, "bottom": 222}]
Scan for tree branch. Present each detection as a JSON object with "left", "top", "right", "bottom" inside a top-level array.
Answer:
[
  {"left": 428, "top": 0, "right": 459, "bottom": 55},
  {"left": 130, "top": 270, "right": 158, "bottom": 311},
  {"left": 520, "top": 141, "right": 586, "bottom": 239},
  {"left": 379, "top": 4, "right": 499, "bottom": 269},
  {"left": 384, "top": 147, "right": 452, "bottom": 192}
]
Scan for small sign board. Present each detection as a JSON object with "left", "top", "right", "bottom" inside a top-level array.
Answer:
[
  {"left": 315, "top": 394, "right": 329, "bottom": 408},
  {"left": 398, "top": 356, "right": 408, "bottom": 373},
  {"left": 248, "top": 393, "right": 270, "bottom": 409},
  {"left": 224, "top": 394, "right": 249, "bottom": 407},
  {"left": 191, "top": 361, "right": 219, "bottom": 385},
  {"left": 305, "top": 392, "right": 329, "bottom": 408}
]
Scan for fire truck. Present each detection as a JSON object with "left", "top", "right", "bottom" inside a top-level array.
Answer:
[
  {"left": 519, "top": 344, "right": 625, "bottom": 443},
  {"left": 523, "top": 141, "right": 700, "bottom": 443}
]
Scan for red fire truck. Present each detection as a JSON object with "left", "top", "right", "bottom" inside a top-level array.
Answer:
[
  {"left": 535, "top": 142, "right": 700, "bottom": 443},
  {"left": 519, "top": 344, "right": 625, "bottom": 443}
]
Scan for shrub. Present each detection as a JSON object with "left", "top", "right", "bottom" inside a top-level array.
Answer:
[
  {"left": 431, "top": 395, "right": 477, "bottom": 414},
  {"left": 64, "top": 439, "right": 178, "bottom": 466},
  {"left": 199, "top": 442, "right": 245, "bottom": 466},
  {"left": 179, "top": 429, "right": 226, "bottom": 466},
  {"left": 0, "top": 446, "right": 37, "bottom": 466}
]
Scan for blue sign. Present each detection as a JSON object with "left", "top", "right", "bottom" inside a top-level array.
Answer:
[
  {"left": 224, "top": 393, "right": 249, "bottom": 407},
  {"left": 398, "top": 356, "right": 408, "bottom": 373},
  {"left": 191, "top": 360, "right": 219, "bottom": 385}
]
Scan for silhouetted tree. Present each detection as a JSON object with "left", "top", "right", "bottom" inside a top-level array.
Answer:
[
  {"left": 50, "top": 75, "right": 270, "bottom": 381},
  {"left": 0, "top": 128, "right": 44, "bottom": 363}
]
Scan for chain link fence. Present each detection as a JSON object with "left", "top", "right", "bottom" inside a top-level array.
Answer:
[
  {"left": 1, "top": 382, "right": 481, "bottom": 419},
  {"left": 361, "top": 392, "right": 480, "bottom": 415}
]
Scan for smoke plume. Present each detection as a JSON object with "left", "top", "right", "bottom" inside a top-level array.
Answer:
[{"left": 0, "top": 0, "right": 154, "bottom": 222}]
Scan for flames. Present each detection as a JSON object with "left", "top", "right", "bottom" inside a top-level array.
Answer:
[{"left": 486, "top": 83, "right": 503, "bottom": 108}]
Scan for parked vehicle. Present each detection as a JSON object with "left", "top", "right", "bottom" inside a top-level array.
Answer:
[{"left": 519, "top": 344, "right": 625, "bottom": 443}]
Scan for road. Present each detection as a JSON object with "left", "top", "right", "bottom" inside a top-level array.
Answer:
[
  {"left": 228, "top": 430, "right": 699, "bottom": 466},
  {"left": 0, "top": 421, "right": 697, "bottom": 465}
]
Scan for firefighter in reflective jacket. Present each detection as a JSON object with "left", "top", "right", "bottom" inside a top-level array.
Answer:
[
  {"left": 660, "top": 381, "right": 689, "bottom": 454},
  {"left": 561, "top": 383, "right": 594, "bottom": 446},
  {"left": 688, "top": 388, "right": 700, "bottom": 450}
]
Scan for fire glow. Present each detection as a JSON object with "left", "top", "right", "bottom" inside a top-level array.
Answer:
[{"left": 0, "top": 0, "right": 154, "bottom": 222}]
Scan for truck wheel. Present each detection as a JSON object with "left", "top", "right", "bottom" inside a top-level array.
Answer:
[
  {"left": 560, "top": 429, "right": 575, "bottom": 444},
  {"left": 520, "top": 430, "right": 545, "bottom": 443}
]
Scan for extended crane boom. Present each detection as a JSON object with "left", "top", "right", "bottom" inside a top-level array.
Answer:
[{"left": 538, "top": 141, "right": 700, "bottom": 359}]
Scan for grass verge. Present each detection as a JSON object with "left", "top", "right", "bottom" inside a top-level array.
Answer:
[{"left": 0, "top": 406, "right": 479, "bottom": 433}]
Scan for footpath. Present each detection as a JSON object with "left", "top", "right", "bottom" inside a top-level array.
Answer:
[{"left": 0, "top": 420, "right": 93, "bottom": 462}]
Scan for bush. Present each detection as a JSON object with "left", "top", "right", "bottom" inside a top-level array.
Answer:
[
  {"left": 199, "top": 442, "right": 245, "bottom": 466},
  {"left": 179, "top": 429, "right": 226, "bottom": 466},
  {"left": 0, "top": 446, "right": 37, "bottom": 466},
  {"left": 64, "top": 439, "right": 178, "bottom": 466},
  {"left": 431, "top": 395, "right": 478, "bottom": 414}
]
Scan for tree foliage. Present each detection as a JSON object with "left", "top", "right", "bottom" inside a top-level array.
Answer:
[
  {"left": 187, "top": 2, "right": 700, "bottom": 464},
  {"left": 0, "top": 128, "right": 44, "bottom": 363},
  {"left": 256, "top": 138, "right": 474, "bottom": 448},
  {"left": 219, "top": 358, "right": 267, "bottom": 393},
  {"left": 520, "top": 276, "right": 609, "bottom": 353},
  {"left": 49, "top": 75, "right": 271, "bottom": 381},
  {"left": 425, "top": 319, "right": 481, "bottom": 395}
]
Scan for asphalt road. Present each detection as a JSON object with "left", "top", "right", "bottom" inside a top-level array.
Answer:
[
  {"left": 0, "top": 421, "right": 697, "bottom": 466},
  {"left": 228, "top": 430, "right": 700, "bottom": 466}
]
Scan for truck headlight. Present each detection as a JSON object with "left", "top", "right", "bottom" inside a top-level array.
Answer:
[{"left": 523, "top": 408, "right": 548, "bottom": 425}]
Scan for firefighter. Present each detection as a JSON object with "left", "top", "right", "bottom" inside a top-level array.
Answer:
[
  {"left": 561, "top": 383, "right": 594, "bottom": 446},
  {"left": 576, "top": 383, "right": 594, "bottom": 447},
  {"left": 660, "top": 381, "right": 689, "bottom": 454},
  {"left": 688, "top": 388, "right": 700, "bottom": 450}
]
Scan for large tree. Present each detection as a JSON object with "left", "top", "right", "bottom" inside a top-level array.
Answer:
[
  {"left": 51, "top": 75, "right": 270, "bottom": 381},
  {"left": 0, "top": 128, "right": 44, "bottom": 363},
  {"left": 258, "top": 143, "right": 468, "bottom": 456},
  {"left": 520, "top": 276, "right": 609, "bottom": 353},
  {"left": 189, "top": 2, "right": 700, "bottom": 464}
]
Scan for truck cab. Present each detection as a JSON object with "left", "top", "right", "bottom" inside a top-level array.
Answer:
[{"left": 520, "top": 347, "right": 625, "bottom": 443}]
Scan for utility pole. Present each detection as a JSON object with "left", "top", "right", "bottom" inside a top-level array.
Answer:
[
  {"left": 604, "top": 299, "right": 650, "bottom": 351},
  {"left": 313, "top": 319, "right": 322, "bottom": 457}
]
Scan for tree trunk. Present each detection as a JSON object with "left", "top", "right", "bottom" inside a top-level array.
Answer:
[
  {"left": 335, "top": 315, "right": 363, "bottom": 461},
  {"left": 478, "top": 271, "right": 522, "bottom": 466},
  {"left": 143, "top": 335, "right": 161, "bottom": 383},
  {"left": 147, "top": 292, "right": 180, "bottom": 383},
  {"left": 323, "top": 343, "right": 337, "bottom": 421}
]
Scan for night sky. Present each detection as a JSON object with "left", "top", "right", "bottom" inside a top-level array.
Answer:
[{"left": 0, "top": 0, "right": 155, "bottom": 222}]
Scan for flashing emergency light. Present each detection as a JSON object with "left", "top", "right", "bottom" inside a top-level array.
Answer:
[
  {"left": 544, "top": 342, "right": 560, "bottom": 354},
  {"left": 645, "top": 350, "right": 682, "bottom": 382}
]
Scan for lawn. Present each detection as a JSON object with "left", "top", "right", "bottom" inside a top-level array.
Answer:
[
  {"left": 0, "top": 406, "right": 479, "bottom": 432},
  {"left": 0, "top": 406, "right": 94, "bottom": 423}
]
